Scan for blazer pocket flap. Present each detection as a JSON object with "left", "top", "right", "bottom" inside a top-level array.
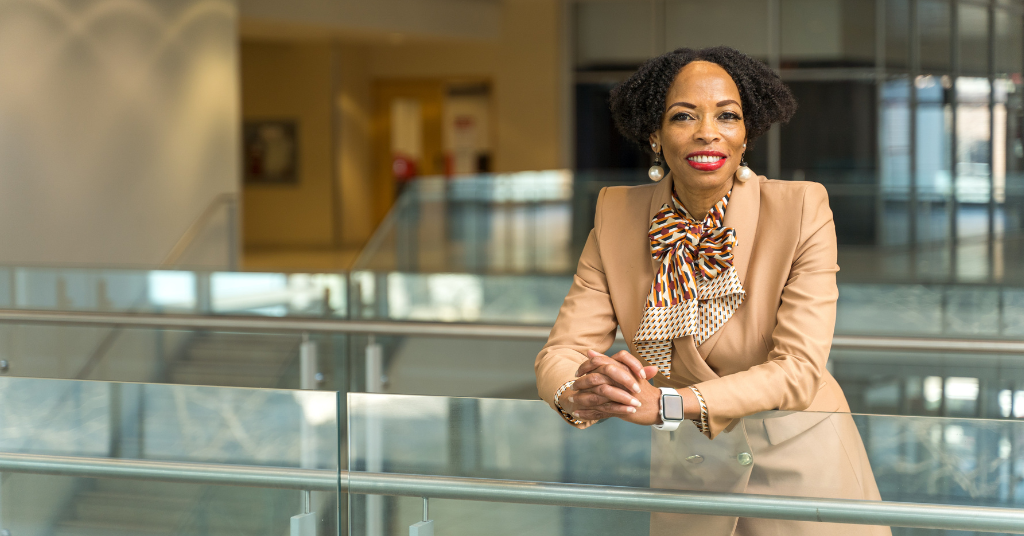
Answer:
[{"left": 762, "top": 411, "right": 833, "bottom": 446}]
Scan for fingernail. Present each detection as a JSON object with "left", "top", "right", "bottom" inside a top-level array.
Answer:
[
  {"left": 627, "top": 407, "right": 636, "bottom": 413},
  {"left": 568, "top": 396, "right": 574, "bottom": 403},
  {"left": 630, "top": 398, "right": 641, "bottom": 407},
  {"left": 633, "top": 383, "right": 641, "bottom": 393},
  {"left": 572, "top": 412, "right": 580, "bottom": 418}
]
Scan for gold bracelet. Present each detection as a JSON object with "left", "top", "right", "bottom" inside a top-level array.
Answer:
[
  {"left": 554, "top": 380, "right": 584, "bottom": 425},
  {"left": 689, "top": 386, "right": 709, "bottom": 433}
]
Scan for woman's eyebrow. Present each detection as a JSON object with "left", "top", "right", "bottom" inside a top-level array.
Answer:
[{"left": 667, "top": 100, "right": 740, "bottom": 109}]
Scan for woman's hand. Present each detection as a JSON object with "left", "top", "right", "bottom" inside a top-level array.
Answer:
[{"left": 563, "top": 350, "right": 661, "bottom": 425}]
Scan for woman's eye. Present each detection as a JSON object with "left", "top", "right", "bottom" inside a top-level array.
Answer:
[
  {"left": 721, "top": 112, "right": 741, "bottom": 120},
  {"left": 671, "top": 112, "right": 692, "bottom": 121}
]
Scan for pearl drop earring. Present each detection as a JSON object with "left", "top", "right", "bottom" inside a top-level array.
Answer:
[
  {"left": 737, "top": 145, "right": 754, "bottom": 182},
  {"left": 648, "top": 144, "right": 665, "bottom": 182}
]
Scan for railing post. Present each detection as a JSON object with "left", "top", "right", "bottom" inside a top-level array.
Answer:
[
  {"left": 300, "top": 333, "right": 319, "bottom": 391},
  {"left": 290, "top": 514, "right": 315, "bottom": 536},
  {"left": 290, "top": 506, "right": 316, "bottom": 536},
  {"left": 226, "top": 198, "right": 239, "bottom": 271},
  {"left": 364, "top": 334, "right": 385, "bottom": 535},
  {"left": 298, "top": 333, "right": 320, "bottom": 531},
  {"left": 0, "top": 471, "right": 5, "bottom": 536},
  {"left": 364, "top": 335, "right": 384, "bottom": 394},
  {"left": 409, "top": 497, "right": 434, "bottom": 536}
]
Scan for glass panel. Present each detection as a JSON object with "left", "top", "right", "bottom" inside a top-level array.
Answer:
[
  {"left": 880, "top": 77, "right": 913, "bottom": 246},
  {"left": 834, "top": 283, "right": 1024, "bottom": 337},
  {"left": 956, "top": 77, "right": 992, "bottom": 213},
  {"left": 348, "top": 393, "right": 1024, "bottom": 534},
  {"left": 0, "top": 266, "right": 346, "bottom": 317},
  {"left": 999, "top": 78, "right": 1024, "bottom": 257},
  {"left": 914, "top": 74, "right": 953, "bottom": 243},
  {"left": 995, "top": 8, "right": 1024, "bottom": 76},
  {"left": 0, "top": 325, "right": 349, "bottom": 390},
  {"left": 919, "top": 0, "right": 952, "bottom": 74},
  {"left": 887, "top": 0, "right": 911, "bottom": 70},
  {"left": 0, "top": 378, "right": 340, "bottom": 536},
  {"left": 780, "top": 0, "right": 875, "bottom": 68},
  {"left": 958, "top": 3, "right": 990, "bottom": 77},
  {"left": 665, "top": 0, "right": 769, "bottom": 59},
  {"left": 353, "top": 174, "right": 575, "bottom": 274}
]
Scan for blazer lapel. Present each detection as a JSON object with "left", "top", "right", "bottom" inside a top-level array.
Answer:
[
  {"left": 695, "top": 173, "right": 761, "bottom": 359},
  {"left": 647, "top": 173, "right": 675, "bottom": 277}
]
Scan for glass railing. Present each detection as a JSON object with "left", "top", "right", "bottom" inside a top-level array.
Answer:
[
  {"left": 0, "top": 376, "right": 340, "bottom": 536},
  {"left": 352, "top": 171, "right": 1024, "bottom": 284},
  {"left": 4, "top": 377, "right": 1024, "bottom": 536},
  {"left": 3, "top": 264, "right": 1024, "bottom": 337},
  {"left": 347, "top": 392, "right": 1024, "bottom": 535},
  {"left": 0, "top": 265, "right": 346, "bottom": 316},
  {"left": 3, "top": 265, "right": 1024, "bottom": 419}
]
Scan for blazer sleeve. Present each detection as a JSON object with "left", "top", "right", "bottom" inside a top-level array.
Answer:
[
  {"left": 693, "top": 183, "right": 839, "bottom": 438},
  {"left": 535, "top": 187, "right": 619, "bottom": 429}
]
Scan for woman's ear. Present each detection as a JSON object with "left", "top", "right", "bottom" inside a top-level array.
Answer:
[{"left": 648, "top": 132, "right": 661, "bottom": 153}]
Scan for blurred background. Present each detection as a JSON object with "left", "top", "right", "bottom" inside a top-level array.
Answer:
[
  {"left": 2, "top": 0, "right": 1024, "bottom": 433},
  {"left": 3, "top": 1, "right": 1024, "bottom": 535}
]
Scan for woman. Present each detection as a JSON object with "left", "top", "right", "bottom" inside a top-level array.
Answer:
[{"left": 535, "top": 47, "right": 888, "bottom": 535}]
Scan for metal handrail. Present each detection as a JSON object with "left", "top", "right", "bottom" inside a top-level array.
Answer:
[
  {"left": 1, "top": 308, "right": 1024, "bottom": 354},
  {"left": 0, "top": 452, "right": 1022, "bottom": 533},
  {"left": 162, "top": 192, "right": 237, "bottom": 268},
  {"left": 0, "top": 452, "right": 336, "bottom": 491}
]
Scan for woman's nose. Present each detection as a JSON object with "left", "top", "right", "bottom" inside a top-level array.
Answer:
[{"left": 694, "top": 117, "right": 721, "bottom": 143}]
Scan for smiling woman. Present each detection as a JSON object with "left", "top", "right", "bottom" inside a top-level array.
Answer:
[{"left": 535, "top": 47, "right": 890, "bottom": 536}]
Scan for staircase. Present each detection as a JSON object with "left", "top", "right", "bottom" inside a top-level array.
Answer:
[
  {"left": 164, "top": 332, "right": 303, "bottom": 388},
  {"left": 53, "top": 479, "right": 305, "bottom": 536},
  {"left": 52, "top": 333, "right": 310, "bottom": 535}
]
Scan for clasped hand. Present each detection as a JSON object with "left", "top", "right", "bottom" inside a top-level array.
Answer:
[{"left": 561, "top": 350, "right": 662, "bottom": 425}]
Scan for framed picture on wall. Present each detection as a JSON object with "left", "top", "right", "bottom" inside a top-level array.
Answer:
[{"left": 243, "top": 120, "right": 299, "bottom": 184}]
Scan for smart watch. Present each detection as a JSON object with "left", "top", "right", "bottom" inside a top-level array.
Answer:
[{"left": 653, "top": 387, "right": 684, "bottom": 431}]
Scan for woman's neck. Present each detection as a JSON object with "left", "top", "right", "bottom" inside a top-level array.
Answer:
[{"left": 673, "top": 176, "right": 734, "bottom": 220}]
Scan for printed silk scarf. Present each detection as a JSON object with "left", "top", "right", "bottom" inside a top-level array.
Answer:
[{"left": 634, "top": 190, "right": 746, "bottom": 379}]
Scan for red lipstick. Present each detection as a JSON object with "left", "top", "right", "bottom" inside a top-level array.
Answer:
[{"left": 685, "top": 150, "right": 727, "bottom": 171}]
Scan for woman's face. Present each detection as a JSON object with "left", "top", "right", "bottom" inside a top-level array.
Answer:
[{"left": 650, "top": 61, "right": 747, "bottom": 194}]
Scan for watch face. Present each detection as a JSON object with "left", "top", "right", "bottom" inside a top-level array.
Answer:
[{"left": 663, "top": 395, "right": 683, "bottom": 421}]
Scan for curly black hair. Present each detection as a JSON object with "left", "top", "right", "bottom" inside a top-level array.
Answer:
[{"left": 609, "top": 46, "right": 797, "bottom": 150}]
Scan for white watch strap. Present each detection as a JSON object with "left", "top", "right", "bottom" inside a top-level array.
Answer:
[{"left": 653, "top": 387, "right": 682, "bottom": 431}]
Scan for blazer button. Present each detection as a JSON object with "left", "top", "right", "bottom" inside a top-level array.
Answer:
[
  {"left": 685, "top": 455, "right": 704, "bottom": 464},
  {"left": 737, "top": 452, "right": 753, "bottom": 466}
]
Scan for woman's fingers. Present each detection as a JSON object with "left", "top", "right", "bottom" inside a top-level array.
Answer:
[
  {"left": 598, "top": 361, "right": 642, "bottom": 393},
  {"left": 591, "top": 383, "right": 641, "bottom": 407},
  {"left": 587, "top": 349, "right": 649, "bottom": 382},
  {"left": 608, "top": 350, "right": 648, "bottom": 379},
  {"left": 576, "top": 357, "right": 600, "bottom": 377},
  {"left": 642, "top": 365, "right": 659, "bottom": 379},
  {"left": 574, "top": 384, "right": 640, "bottom": 409},
  {"left": 579, "top": 355, "right": 640, "bottom": 393},
  {"left": 571, "top": 402, "right": 635, "bottom": 421}
]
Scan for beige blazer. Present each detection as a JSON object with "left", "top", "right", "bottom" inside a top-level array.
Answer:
[{"left": 536, "top": 173, "right": 890, "bottom": 535}]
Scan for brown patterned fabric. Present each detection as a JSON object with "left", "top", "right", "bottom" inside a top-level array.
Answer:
[{"left": 635, "top": 190, "right": 745, "bottom": 378}]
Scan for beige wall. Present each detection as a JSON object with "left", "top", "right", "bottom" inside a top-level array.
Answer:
[
  {"left": 367, "top": 0, "right": 563, "bottom": 173},
  {"left": 0, "top": 0, "right": 240, "bottom": 268},
  {"left": 242, "top": 0, "right": 563, "bottom": 248},
  {"left": 336, "top": 44, "right": 375, "bottom": 246},
  {"left": 241, "top": 41, "right": 337, "bottom": 248},
  {"left": 240, "top": 0, "right": 501, "bottom": 41}
]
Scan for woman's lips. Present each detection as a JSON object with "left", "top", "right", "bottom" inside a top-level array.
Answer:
[{"left": 685, "top": 152, "right": 727, "bottom": 171}]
